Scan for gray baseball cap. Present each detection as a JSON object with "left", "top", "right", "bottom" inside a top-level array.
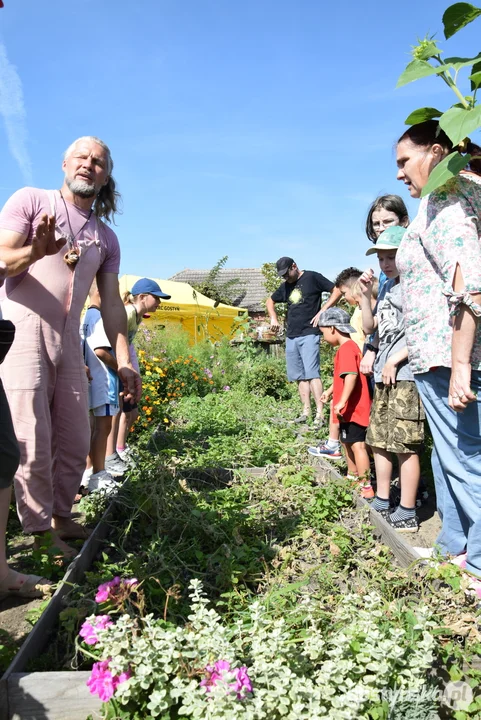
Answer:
[{"left": 318, "top": 307, "right": 355, "bottom": 334}]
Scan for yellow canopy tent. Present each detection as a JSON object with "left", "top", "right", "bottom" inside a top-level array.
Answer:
[{"left": 119, "top": 275, "right": 247, "bottom": 344}]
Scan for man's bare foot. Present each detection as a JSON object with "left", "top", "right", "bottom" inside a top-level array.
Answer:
[
  {"left": 33, "top": 530, "right": 78, "bottom": 559},
  {"left": 51, "top": 516, "right": 92, "bottom": 541}
]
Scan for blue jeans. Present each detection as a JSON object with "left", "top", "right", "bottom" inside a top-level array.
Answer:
[{"left": 415, "top": 367, "right": 481, "bottom": 578}]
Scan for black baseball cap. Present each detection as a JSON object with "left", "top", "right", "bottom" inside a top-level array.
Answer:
[{"left": 276, "top": 256, "right": 295, "bottom": 277}]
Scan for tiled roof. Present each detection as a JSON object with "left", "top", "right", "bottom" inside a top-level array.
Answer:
[{"left": 169, "top": 268, "right": 268, "bottom": 312}]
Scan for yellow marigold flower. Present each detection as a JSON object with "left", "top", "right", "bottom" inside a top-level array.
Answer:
[{"left": 145, "top": 371, "right": 152, "bottom": 376}]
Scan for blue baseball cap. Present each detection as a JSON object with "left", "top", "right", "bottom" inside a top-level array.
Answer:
[{"left": 130, "top": 278, "right": 171, "bottom": 299}]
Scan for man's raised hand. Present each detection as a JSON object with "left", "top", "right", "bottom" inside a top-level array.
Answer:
[{"left": 31, "top": 214, "right": 66, "bottom": 262}]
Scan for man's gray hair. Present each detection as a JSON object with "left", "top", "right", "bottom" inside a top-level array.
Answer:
[
  {"left": 63, "top": 136, "right": 113, "bottom": 174},
  {"left": 63, "top": 136, "right": 120, "bottom": 223}
]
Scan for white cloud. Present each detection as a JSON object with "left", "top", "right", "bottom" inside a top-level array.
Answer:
[{"left": 0, "top": 44, "right": 32, "bottom": 184}]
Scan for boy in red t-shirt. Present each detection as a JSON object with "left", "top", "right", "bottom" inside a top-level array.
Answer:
[{"left": 312, "top": 308, "right": 373, "bottom": 497}]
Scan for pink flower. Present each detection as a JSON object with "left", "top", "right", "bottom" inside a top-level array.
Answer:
[
  {"left": 223, "top": 386, "right": 230, "bottom": 391},
  {"left": 79, "top": 615, "right": 113, "bottom": 645},
  {"left": 95, "top": 577, "right": 138, "bottom": 604},
  {"left": 233, "top": 666, "right": 253, "bottom": 698},
  {"left": 95, "top": 577, "right": 120, "bottom": 603},
  {"left": 87, "top": 660, "right": 131, "bottom": 703},
  {"left": 200, "top": 660, "right": 252, "bottom": 699}
]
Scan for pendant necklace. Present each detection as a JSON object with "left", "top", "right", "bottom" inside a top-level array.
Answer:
[{"left": 59, "top": 191, "right": 94, "bottom": 267}]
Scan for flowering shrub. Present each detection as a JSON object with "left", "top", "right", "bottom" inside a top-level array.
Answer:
[
  {"left": 80, "top": 578, "right": 440, "bottom": 719},
  {"left": 136, "top": 345, "right": 234, "bottom": 430}
]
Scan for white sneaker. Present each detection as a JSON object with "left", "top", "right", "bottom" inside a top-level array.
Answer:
[
  {"left": 88, "top": 470, "right": 118, "bottom": 494},
  {"left": 81, "top": 467, "right": 93, "bottom": 489},
  {"left": 105, "top": 452, "right": 128, "bottom": 477},
  {"left": 116, "top": 447, "right": 135, "bottom": 465}
]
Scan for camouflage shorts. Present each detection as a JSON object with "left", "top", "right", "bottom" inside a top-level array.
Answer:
[{"left": 366, "top": 381, "right": 425, "bottom": 454}]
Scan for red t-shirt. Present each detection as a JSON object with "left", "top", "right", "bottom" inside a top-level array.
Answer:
[{"left": 333, "top": 340, "right": 371, "bottom": 427}]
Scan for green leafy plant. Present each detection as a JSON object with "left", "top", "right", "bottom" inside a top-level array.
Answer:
[
  {"left": 397, "top": 2, "right": 481, "bottom": 195},
  {"left": 261, "top": 262, "right": 287, "bottom": 320},
  {"left": 191, "top": 255, "right": 245, "bottom": 307}
]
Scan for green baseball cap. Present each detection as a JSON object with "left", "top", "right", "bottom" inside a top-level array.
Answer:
[{"left": 365, "top": 226, "right": 406, "bottom": 256}]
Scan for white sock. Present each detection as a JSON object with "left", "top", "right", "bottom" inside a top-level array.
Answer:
[{"left": 326, "top": 438, "right": 340, "bottom": 449}]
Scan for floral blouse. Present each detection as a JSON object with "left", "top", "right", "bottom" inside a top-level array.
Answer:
[{"left": 396, "top": 173, "right": 481, "bottom": 374}]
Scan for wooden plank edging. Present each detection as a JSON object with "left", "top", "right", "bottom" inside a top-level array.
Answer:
[
  {"left": 0, "top": 497, "right": 115, "bottom": 715},
  {"left": 311, "top": 460, "right": 422, "bottom": 567},
  {"left": 6, "top": 672, "right": 102, "bottom": 720}
]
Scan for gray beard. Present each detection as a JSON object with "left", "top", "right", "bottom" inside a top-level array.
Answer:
[{"left": 66, "top": 176, "right": 97, "bottom": 198}]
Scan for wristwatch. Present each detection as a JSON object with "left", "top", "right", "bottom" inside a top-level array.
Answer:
[{"left": 365, "top": 343, "right": 378, "bottom": 354}]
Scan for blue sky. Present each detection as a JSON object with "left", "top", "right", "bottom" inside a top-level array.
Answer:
[{"left": 1, "top": 0, "right": 480, "bottom": 282}]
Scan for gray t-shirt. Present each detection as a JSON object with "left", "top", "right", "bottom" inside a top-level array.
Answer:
[{"left": 373, "top": 280, "right": 413, "bottom": 383}]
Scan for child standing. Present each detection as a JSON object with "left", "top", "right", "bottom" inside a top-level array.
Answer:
[
  {"left": 81, "top": 283, "right": 124, "bottom": 493},
  {"left": 310, "top": 308, "right": 373, "bottom": 497},
  {"left": 113, "top": 278, "right": 171, "bottom": 460},
  {"left": 359, "top": 226, "right": 424, "bottom": 532},
  {"left": 309, "top": 268, "right": 377, "bottom": 462}
]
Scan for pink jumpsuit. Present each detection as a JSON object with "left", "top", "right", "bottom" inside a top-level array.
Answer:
[{"left": 0, "top": 188, "right": 120, "bottom": 533}]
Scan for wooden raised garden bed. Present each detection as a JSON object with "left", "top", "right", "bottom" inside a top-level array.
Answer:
[{"left": 0, "top": 461, "right": 430, "bottom": 720}]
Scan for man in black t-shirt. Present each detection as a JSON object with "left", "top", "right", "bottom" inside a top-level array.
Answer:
[{"left": 266, "top": 256, "right": 336, "bottom": 424}]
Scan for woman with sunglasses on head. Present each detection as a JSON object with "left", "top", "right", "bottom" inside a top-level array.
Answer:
[{"left": 394, "top": 120, "right": 481, "bottom": 584}]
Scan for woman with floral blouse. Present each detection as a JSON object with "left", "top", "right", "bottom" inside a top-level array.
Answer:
[{"left": 395, "top": 120, "right": 481, "bottom": 582}]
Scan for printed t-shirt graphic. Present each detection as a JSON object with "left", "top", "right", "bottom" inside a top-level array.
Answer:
[{"left": 271, "top": 270, "right": 334, "bottom": 338}]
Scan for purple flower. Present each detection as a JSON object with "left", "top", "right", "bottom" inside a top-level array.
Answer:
[
  {"left": 87, "top": 660, "right": 131, "bottom": 702},
  {"left": 223, "top": 386, "right": 230, "bottom": 391},
  {"left": 79, "top": 615, "right": 113, "bottom": 645}
]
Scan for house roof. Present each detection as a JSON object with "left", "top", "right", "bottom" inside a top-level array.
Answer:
[{"left": 169, "top": 268, "right": 268, "bottom": 312}]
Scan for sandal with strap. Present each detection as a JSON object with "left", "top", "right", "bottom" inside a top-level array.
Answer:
[{"left": 0, "top": 573, "right": 53, "bottom": 601}]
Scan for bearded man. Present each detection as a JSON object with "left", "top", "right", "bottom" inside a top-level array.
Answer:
[
  {"left": 0, "top": 136, "right": 141, "bottom": 558},
  {"left": 266, "top": 257, "right": 336, "bottom": 425}
]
